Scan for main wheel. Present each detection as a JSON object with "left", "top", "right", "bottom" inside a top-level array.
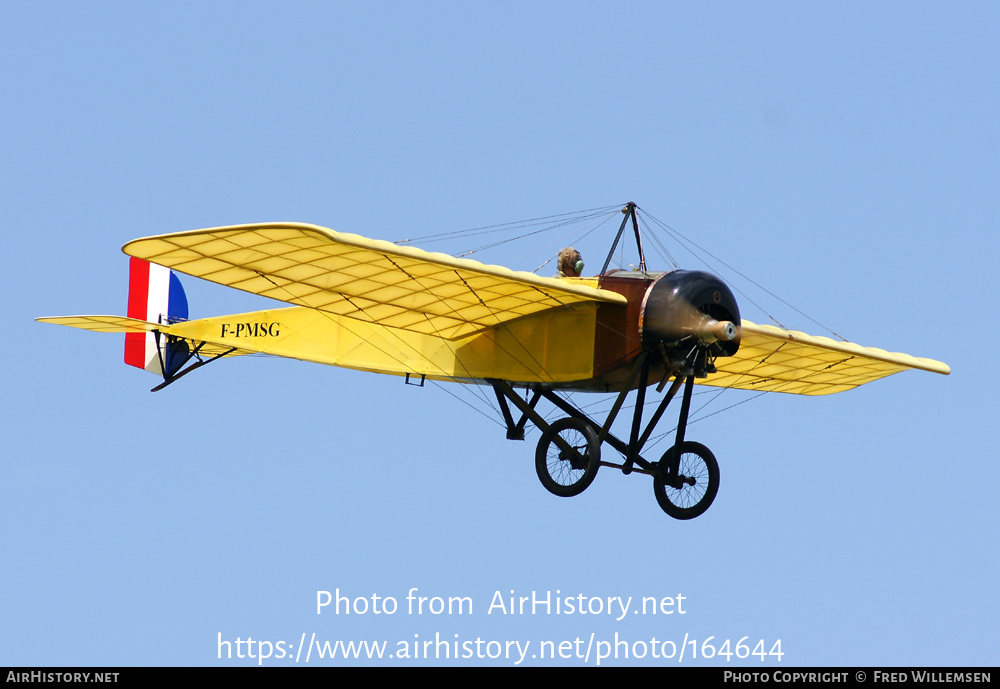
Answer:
[
  {"left": 652, "top": 441, "right": 719, "bottom": 519},
  {"left": 535, "top": 417, "right": 601, "bottom": 497}
]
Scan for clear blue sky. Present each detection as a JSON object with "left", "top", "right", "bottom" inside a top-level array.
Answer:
[{"left": 3, "top": 1, "right": 996, "bottom": 666}]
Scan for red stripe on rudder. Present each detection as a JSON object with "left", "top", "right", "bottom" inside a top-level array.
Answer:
[
  {"left": 124, "top": 257, "right": 151, "bottom": 368},
  {"left": 127, "top": 257, "right": 150, "bottom": 319}
]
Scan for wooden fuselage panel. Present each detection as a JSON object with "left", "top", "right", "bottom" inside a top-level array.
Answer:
[{"left": 592, "top": 272, "right": 656, "bottom": 378}]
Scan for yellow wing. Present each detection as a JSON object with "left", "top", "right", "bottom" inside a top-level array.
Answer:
[
  {"left": 122, "top": 223, "right": 626, "bottom": 340},
  {"left": 703, "top": 319, "right": 951, "bottom": 396}
]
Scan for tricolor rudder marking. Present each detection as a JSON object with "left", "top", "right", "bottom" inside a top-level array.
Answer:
[{"left": 124, "top": 257, "right": 188, "bottom": 375}]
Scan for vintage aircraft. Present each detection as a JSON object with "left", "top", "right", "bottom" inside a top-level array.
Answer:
[{"left": 38, "top": 203, "right": 950, "bottom": 519}]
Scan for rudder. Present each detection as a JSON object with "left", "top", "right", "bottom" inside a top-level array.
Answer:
[{"left": 124, "top": 257, "right": 189, "bottom": 376}]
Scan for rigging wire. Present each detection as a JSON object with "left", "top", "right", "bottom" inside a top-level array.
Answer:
[
  {"left": 524, "top": 212, "right": 619, "bottom": 273},
  {"left": 638, "top": 208, "right": 847, "bottom": 341},
  {"left": 429, "top": 380, "right": 506, "bottom": 429},
  {"left": 392, "top": 205, "right": 621, "bottom": 247},
  {"left": 642, "top": 390, "right": 771, "bottom": 455},
  {"left": 457, "top": 210, "right": 609, "bottom": 260}
]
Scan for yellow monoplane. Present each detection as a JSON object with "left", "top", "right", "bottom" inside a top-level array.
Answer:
[{"left": 38, "top": 203, "right": 950, "bottom": 519}]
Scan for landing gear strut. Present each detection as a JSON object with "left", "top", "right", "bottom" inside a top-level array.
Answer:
[{"left": 488, "top": 346, "right": 722, "bottom": 520}]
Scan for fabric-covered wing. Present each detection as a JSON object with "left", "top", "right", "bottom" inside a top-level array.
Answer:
[
  {"left": 703, "top": 320, "right": 950, "bottom": 396},
  {"left": 122, "top": 223, "right": 627, "bottom": 340}
]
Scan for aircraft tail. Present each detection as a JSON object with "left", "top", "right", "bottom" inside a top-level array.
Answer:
[{"left": 124, "top": 257, "right": 190, "bottom": 376}]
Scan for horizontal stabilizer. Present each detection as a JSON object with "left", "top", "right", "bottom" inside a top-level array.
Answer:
[{"left": 35, "top": 315, "right": 172, "bottom": 334}]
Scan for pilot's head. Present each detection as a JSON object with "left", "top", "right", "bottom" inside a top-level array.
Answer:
[{"left": 558, "top": 247, "right": 584, "bottom": 277}]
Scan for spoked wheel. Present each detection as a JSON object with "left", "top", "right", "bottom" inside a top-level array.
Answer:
[
  {"left": 535, "top": 417, "right": 601, "bottom": 497},
  {"left": 652, "top": 441, "right": 719, "bottom": 519}
]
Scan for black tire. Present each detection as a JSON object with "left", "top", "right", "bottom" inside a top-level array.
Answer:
[
  {"left": 535, "top": 417, "right": 601, "bottom": 497},
  {"left": 652, "top": 441, "right": 719, "bottom": 519}
]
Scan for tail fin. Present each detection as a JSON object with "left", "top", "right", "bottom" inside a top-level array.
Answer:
[{"left": 124, "top": 257, "right": 189, "bottom": 376}]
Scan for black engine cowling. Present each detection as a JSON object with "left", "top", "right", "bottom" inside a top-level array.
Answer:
[{"left": 639, "top": 269, "right": 741, "bottom": 358}]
